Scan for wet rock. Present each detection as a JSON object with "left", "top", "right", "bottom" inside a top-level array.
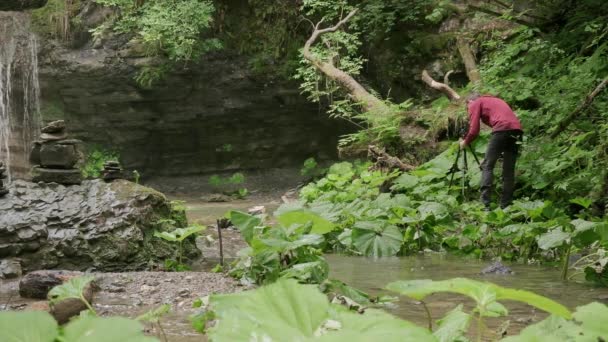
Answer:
[
  {"left": 201, "top": 193, "right": 232, "bottom": 202},
  {"left": 0, "top": 258, "right": 22, "bottom": 279},
  {"left": 481, "top": 261, "right": 514, "bottom": 275},
  {"left": 41, "top": 120, "right": 66, "bottom": 134},
  {"left": 102, "top": 160, "right": 124, "bottom": 182},
  {"left": 51, "top": 283, "right": 96, "bottom": 324},
  {"left": 31, "top": 167, "right": 82, "bottom": 185},
  {"left": 2, "top": 180, "right": 199, "bottom": 272},
  {"left": 178, "top": 288, "right": 191, "bottom": 297},
  {"left": 248, "top": 205, "right": 266, "bottom": 215},
  {"left": 39, "top": 143, "right": 78, "bottom": 168},
  {"left": 19, "top": 270, "right": 83, "bottom": 299},
  {"left": 0, "top": 161, "right": 8, "bottom": 198}
]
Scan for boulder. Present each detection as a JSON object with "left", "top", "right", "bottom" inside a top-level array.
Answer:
[
  {"left": 19, "top": 270, "right": 82, "bottom": 299},
  {"left": 0, "top": 179, "right": 199, "bottom": 272},
  {"left": 31, "top": 166, "right": 82, "bottom": 185},
  {"left": 41, "top": 120, "right": 66, "bottom": 134},
  {"left": 39, "top": 143, "right": 78, "bottom": 168},
  {"left": 480, "top": 261, "right": 514, "bottom": 275},
  {"left": 0, "top": 258, "right": 22, "bottom": 279}
]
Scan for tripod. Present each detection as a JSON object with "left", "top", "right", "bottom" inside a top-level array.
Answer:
[{"left": 447, "top": 145, "right": 482, "bottom": 197}]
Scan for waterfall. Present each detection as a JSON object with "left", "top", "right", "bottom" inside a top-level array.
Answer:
[{"left": 0, "top": 12, "right": 41, "bottom": 183}]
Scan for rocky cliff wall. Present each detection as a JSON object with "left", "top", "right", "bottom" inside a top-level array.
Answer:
[{"left": 38, "top": 47, "right": 350, "bottom": 177}]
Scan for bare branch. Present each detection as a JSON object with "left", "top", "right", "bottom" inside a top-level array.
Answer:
[
  {"left": 302, "top": 9, "right": 389, "bottom": 114},
  {"left": 444, "top": 70, "right": 455, "bottom": 86},
  {"left": 551, "top": 75, "right": 608, "bottom": 138},
  {"left": 422, "top": 70, "right": 462, "bottom": 102},
  {"left": 456, "top": 37, "right": 482, "bottom": 85}
]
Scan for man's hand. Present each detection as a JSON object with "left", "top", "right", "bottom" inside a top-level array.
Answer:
[{"left": 459, "top": 139, "right": 467, "bottom": 150}]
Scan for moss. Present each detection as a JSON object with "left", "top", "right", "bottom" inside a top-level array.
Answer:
[{"left": 30, "top": 0, "right": 81, "bottom": 40}]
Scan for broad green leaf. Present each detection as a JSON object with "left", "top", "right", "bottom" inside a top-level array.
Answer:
[
  {"left": 278, "top": 210, "right": 335, "bottom": 235},
  {"left": 154, "top": 224, "right": 205, "bottom": 242},
  {"left": 386, "top": 278, "right": 571, "bottom": 319},
  {"left": 569, "top": 197, "right": 593, "bottom": 209},
  {"left": 417, "top": 202, "right": 449, "bottom": 220},
  {"left": 537, "top": 228, "right": 570, "bottom": 250},
  {"left": 433, "top": 305, "right": 471, "bottom": 342},
  {"left": 62, "top": 316, "right": 157, "bottom": 342},
  {"left": 571, "top": 219, "right": 599, "bottom": 233},
  {"left": 48, "top": 276, "right": 95, "bottom": 305},
  {"left": 501, "top": 315, "right": 581, "bottom": 342},
  {"left": 208, "top": 278, "right": 436, "bottom": 342},
  {"left": 352, "top": 224, "right": 402, "bottom": 257},
  {"left": 260, "top": 234, "right": 324, "bottom": 252},
  {"left": 322, "top": 279, "right": 372, "bottom": 305},
  {"left": 280, "top": 260, "right": 329, "bottom": 283},
  {"left": 0, "top": 311, "right": 58, "bottom": 342},
  {"left": 392, "top": 173, "right": 419, "bottom": 190},
  {"left": 572, "top": 302, "right": 608, "bottom": 339},
  {"left": 230, "top": 210, "right": 262, "bottom": 244}
]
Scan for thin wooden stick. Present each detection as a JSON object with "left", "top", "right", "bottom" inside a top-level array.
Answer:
[{"left": 216, "top": 219, "right": 224, "bottom": 266}]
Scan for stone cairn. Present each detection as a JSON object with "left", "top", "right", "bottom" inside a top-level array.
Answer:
[
  {"left": 30, "top": 120, "right": 82, "bottom": 185},
  {"left": 102, "top": 160, "right": 124, "bottom": 182},
  {"left": 0, "top": 161, "right": 8, "bottom": 197}
]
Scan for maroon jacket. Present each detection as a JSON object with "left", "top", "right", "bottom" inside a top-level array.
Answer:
[{"left": 463, "top": 95, "right": 523, "bottom": 145}]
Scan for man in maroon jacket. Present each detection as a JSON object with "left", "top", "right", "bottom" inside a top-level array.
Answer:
[{"left": 459, "top": 93, "right": 523, "bottom": 210}]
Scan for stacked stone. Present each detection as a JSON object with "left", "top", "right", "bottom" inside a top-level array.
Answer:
[
  {"left": 30, "top": 120, "right": 82, "bottom": 185},
  {"left": 102, "top": 161, "right": 124, "bottom": 182},
  {"left": 0, "top": 161, "right": 8, "bottom": 197}
]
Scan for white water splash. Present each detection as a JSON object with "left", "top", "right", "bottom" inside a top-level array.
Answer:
[{"left": 0, "top": 13, "right": 41, "bottom": 183}]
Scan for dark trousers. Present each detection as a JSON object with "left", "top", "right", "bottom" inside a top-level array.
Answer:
[{"left": 481, "top": 130, "right": 523, "bottom": 208}]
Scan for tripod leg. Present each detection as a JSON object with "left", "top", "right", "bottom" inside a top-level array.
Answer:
[
  {"left": 468, "top": 145, "right": 482, "bottom": 169},
  {"left": 448, "top": 148, "right": 461, "bottom": 190},
  {"left": 462, "top": 149, "right": 468, "bottom": 198}
]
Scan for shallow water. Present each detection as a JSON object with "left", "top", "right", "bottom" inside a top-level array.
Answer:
[{"left": 326, "top": 253, "right": 608, "bottom": 339}]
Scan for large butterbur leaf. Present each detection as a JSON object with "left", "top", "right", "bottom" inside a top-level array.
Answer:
[
  {"left": 48, "top": 275, "right": 95, "bottom": 305},
  {"left": 536, "top": 228, "right": 570, "bottom": 250},
  {"left": 571, "top": 302, "right": 608, "bottom": 339},
  {"left": 386, "top": 278, "right": 571, "bottom": 319},
  {"left": 229, "top": 210, "right": 262, "bottom": 244},
  {"left": 208, "top": 278, "right": 436, "bottom": 342},
  {"left": 351, "top": 221, "right": 403, "bottom": 257},
  {"left": 277, "top": 210, "right": 336, "bottom": 234},
  {"left": 0, "top": 311, "right": 58, "bottom": 342},
  {"left": 433, "top": 305, "right": 471, "bottom": 342},
  {"left": 154, "top": 224, "right": 206, "bottom": 242},
  {"left": 62, "top": 316, "right": 157, "bottom": 342}
]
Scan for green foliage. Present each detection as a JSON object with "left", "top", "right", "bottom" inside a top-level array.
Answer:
[
  {"left": 206, "top": 278, "right": 435, "bottom": 341},
  {"left": 81, "top": 146, "right": 119, "bottom": 179},
  {"left": 31, "top": 0, "right": 81, "bottom": 40},
  {"left": 48, "top": 276, "right": 96, "bottom": 314},
  {"left": 0, "top": 311, "right": 58, "bottom": 342},
  {"left": 154, "top": 223, "right": 205, "bottom": 270},
  {"left": 208, "top": 172, "right": 248, "bottom": 198},
  {"left": 93, "top": 0, "right": 221, "bottom": 86},
  {"left": 228, "top": 210, "right": 330, "bottom": 285},
  {"left": 0, "top": 311, "right": 156, "bottom": 342}
]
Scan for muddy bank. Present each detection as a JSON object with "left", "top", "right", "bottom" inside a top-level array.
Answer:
[{"left": 1, "top": 271, "right": 241, "bottom": 341}]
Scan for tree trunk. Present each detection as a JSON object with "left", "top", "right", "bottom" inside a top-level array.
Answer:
[
  {"left": 302, "top": 9, "right": 390, "bottom": 115},
  {"left": 456, "top": 37, "right": 482, "bottom": 85}
]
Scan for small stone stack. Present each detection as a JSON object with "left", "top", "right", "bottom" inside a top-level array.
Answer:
[
  {"left": 0, "top": 161, "right": 8, "bottom": 197},
  {"left": 30, "top": 120, "right": 82, "bottom": 185},
  {"left": 102, "top": 160, "right": 124, "bottom": 182}
]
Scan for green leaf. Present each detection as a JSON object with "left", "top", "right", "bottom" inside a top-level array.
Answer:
[
  {"left": 154, "top": 224, "right": 206, "bottom": 242},
  {"left": 572, "top": 302, "right": 608, "bottom": 339},
  {"left": 433, "top": 305, "right": 471, "bottom": 342},
  {"left": 208, "top": 278, "right": 436, "bottom": 341},
  {"left": 386, "top": 278, "right": 571, "bottom": 319},
  {"left": 277, "top": 210, "right": 336, "bottom": 234},
  {"left": 501, "top": 315, "right": 581, "bottom": 342},
  {"left": 392, "top": 173, "right": 419, "bottom": 190},
  {"left": 537, "top": 228, "right": 570, "bottom": 250},
  {"left": 229, "top": 210, "right": 262, "bottom": 244},
  {"left": 417, "top": 202, "right": 449, "bottom": 220},
  {"left": 62, "top": 316, "right": 157, "bottom": 342},
  {"left": 571, "top": 219, "right": 600, "bottom": 233},
  {"left": 569, "top": 197, "right": 593, "bottom": 209},
  {"left": 351, "top": 223, "right": 402, "bottom": 257},
  {"left": 0, "top": 311, "right": 58, "bottom": 342},
  {"left": 48, "top": 276, "right": 94, "bottom": 305}
]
